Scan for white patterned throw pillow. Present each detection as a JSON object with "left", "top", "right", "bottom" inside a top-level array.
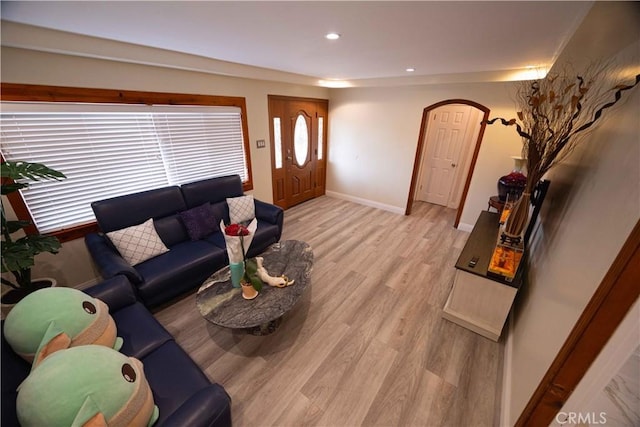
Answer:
[
  {"left": 227, "top": 195, "right": 255, "bottom": 224},
  {"left": 106, "top": 218, "right": 169, "bottom": 266}
]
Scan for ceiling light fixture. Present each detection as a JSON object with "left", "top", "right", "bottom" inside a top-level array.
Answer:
[
  {"left": 318, "top": 79, "right": 351, "bottom": 88},
  {"left": 406, "top": 68, "right": 415, "bottom": 72},
  {"left": 325, "top": 32, "right": 340, "bottom": 40}
]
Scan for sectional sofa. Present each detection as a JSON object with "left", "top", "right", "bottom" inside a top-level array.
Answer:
[
  {"left": 1, "top": 275, "right": 232, "bottom": 427},
  {"left": 85, "top": 175, "right": 283, "bottom": 308}
]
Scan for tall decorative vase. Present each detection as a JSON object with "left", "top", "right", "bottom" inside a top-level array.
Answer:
[
  {"left": 229, "top": 262, "right": 244, "bottom": 288},
  {"left": 497, "top": 157, "right": 527, "bottom": 202},
  {"left": 502, "top": 191, "right": 531, "bottom": 244}
]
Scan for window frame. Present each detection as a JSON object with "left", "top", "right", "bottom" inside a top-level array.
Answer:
[{"left": 1, "top": 83, "right": 254, "bottom": 242}]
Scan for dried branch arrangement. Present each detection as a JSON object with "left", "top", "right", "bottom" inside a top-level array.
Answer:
[{"left": 487, "top": 63, "right": 640, "bottom": 193}]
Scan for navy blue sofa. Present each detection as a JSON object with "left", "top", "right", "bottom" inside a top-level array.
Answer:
[
  {"left": 85, "top": 175, "right": 283, "bottom": 308},
  {"left": 1, "top": 275, "right": 231, "bottom": 427}
]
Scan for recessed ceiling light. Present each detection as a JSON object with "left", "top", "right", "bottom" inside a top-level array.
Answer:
[
  {"left": 325, "top": 32, "right": 340, "bottom": 40},
  {"left": 406, "top": 68, "right": 415, "bottom": 72}
]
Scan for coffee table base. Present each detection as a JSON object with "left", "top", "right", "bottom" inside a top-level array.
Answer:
[{"left": 245, "top": 317, "right": 282, "bottom": 335}]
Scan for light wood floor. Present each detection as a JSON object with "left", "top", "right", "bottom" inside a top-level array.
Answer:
[{"left": 154, "top": 196, "right": 503, "bottom": 426}]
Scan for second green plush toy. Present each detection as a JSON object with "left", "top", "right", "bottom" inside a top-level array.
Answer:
[{"left": 17, "top": 345, "right": 159, "bottom": 427}]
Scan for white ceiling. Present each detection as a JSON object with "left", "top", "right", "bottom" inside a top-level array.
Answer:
[{"left": 1, "top": 1, "right": 594, "bottom": 86}]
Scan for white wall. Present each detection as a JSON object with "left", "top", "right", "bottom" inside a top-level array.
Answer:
[
  {"left": 507, "top": 78, "right": 639, "bottom": 423},
  {"left": 328, "top": 82, "right": 524, "bottom": 227},
  {"left": 504, "top": 2, "right": 640, "bottom": 422}
]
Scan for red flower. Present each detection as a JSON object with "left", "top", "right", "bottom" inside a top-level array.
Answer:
[
  {"left": 502, "top": 172, "right": 527, "bottom": 186},
  {"left": 224, "top": 223, "right": 249, "bottom": 236}
]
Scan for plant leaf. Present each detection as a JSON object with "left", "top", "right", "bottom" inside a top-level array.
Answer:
[
  {"left": 4, "top": 219, "right": 31, "bottom": 234},
  {"left": 1, "top": 161, "right": 66, "bottom": 181},
  {"left": 244, "top": 258, "right": 263, "bottom": 291},
  {"left": 1, "top": 241, "right": 36, "bottom": 273},
  {"left": 249, "top": 275, "right": 263, "bottom": 292},
  {"left": 0, "top": 182, "right": 28, "bottom": 195}
]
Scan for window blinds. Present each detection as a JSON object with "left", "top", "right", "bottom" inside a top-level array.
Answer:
[{"left": 1, "top": 103, "right": 247, "bottom": 233}]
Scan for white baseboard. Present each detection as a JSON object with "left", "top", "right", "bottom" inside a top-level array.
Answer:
[
  {"left": 457, "top": 222, "right": 474, "bottom": 232},
  {"left": 500, "top": 310, "right": 515, "bottom": 427},
  {"left": 325, "top": 191, "right": 406, "bottom": 215}
]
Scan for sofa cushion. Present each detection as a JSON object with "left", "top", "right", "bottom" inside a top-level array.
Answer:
[
  {"left": 181, "top": 175, "right": 243, "bottom": 208},
  {"left": 153, "top": 214, "right": 190, "bottom": 248},
  {"left": 1, "top": 322, "right": 30, "bottom": 427},
  {"left": 134, "top": 241, "right": 226, "bottom": 307},
  {"left": 246, "top": 220, "right": 281, "bottom": 258},
  {"left": 107, "top": 219, "right": 169, "bottom": 266},
  {"left": 92, "top": 186, "right": 186, "bottom": 233},
  {"left": 140, "top": 341, "right": 214, "bottom": 426},
  {"left": 112, "top": 302, "right": 173, "bottom": 360},
  {"left": 160, "top": 385, "right": 232, "bottom": 427},
  {"left": 180, "top": 203, "right": 219, "bottom": 240},
  {"left": 211, "top": 201, "right": 230, "bottom": 226},
  {"left": 227, "top": 195, "right": 255, "bottom": 224},
  {"left": 203, "top": 231, "right": 227, "bottom": 251}
]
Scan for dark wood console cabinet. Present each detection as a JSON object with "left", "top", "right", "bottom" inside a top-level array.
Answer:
[{"left": 443, "top": 211, "right": 523, "bottom": 341}]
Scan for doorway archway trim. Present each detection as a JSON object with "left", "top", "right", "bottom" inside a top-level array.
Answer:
[{"left": 405, "top": 99, "right": 490, "bottom": 229}]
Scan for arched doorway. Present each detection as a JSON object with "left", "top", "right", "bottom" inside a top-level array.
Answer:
[{"left": 405, "top": 99, "right": 490, "bottom": 228}]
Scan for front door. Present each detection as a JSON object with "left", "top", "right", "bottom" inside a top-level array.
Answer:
[
  {"left": 417, "top": 104, "right": 472, "bottom": 206},
  {"left": 268, "top": 96, "right": 328, "bottom": 209}
]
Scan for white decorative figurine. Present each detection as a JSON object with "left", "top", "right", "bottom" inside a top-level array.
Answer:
[{"left": 255, "top": 257, "right": 295, "bottom": 287}]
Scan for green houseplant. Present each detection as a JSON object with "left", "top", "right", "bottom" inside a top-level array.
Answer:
[{"left": 1, "top": 160, "right": 66, "bottom": 304}]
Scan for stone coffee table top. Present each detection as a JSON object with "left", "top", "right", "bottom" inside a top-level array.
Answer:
[{"left": 196, "top": 240, "right": 313, "bottom": 331}]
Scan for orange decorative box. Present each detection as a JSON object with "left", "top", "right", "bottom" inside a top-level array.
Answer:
[{"left": 488, "top": 245, "right": 523, "bottom": 279}]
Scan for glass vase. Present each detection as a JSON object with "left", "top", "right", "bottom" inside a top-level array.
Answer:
[
  {"left": 502, "top": 191, "right": 531, "bottom": 245},
  {"left": 229, "top": 261, "right": 244, "bottom": 288},
  {"left": 497, "top": 156, "right": 527, "bottom": 202}
]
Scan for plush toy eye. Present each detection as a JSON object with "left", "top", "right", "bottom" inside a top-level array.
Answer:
[
  {"left": 82, "top": 301, "right": 97, "bottom": 314},
  {"left": 121, "top": 363, "right": 136, "bottom": 383}
]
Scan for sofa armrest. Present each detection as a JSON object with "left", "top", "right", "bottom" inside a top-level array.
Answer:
[
  {"left": 159, "top": 385, "right": 232, "bottom": 427},
  {"left": 255, "top": 199, "right": 283, "bottom": 226},
  {"left": 84, "top": 276, "right": 138, "bottom": 312},
  {"left": 85, "top": 233, "right": 143, "bottom": 284}
]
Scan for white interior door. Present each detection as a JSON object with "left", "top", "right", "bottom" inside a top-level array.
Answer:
[{"left": 417, "top": 105, "right": 472, "bottom": 206}]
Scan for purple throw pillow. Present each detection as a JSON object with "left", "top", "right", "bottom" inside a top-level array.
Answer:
[{"left": 180, "top": 203, "right": 218, "bottom": 240}]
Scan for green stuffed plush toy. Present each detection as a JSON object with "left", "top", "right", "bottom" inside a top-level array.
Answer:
[
  {"left": 17, "top": 345, "right": 159, "bottom": 427},
  {"left": 4, "top": 287, "right": 123, "bottom": 365}
]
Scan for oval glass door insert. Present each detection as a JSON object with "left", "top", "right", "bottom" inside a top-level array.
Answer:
[{"left": 294, "top": 114, "right": 309, "bottom": 167}]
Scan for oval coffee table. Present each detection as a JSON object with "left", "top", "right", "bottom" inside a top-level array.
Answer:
[{"left": 196, "top": 240, "right": 313, "bottom": 335}]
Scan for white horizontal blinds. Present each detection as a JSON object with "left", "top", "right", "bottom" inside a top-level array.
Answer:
[
  {"left": 0, "top": 103, "right": 248, "bottom": 234},
  {"left": 1, "top": 112, "right": 169, "bottom": 233},
  {"left": 153, "top": 109, "right": 247, "bottom": 185}
]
